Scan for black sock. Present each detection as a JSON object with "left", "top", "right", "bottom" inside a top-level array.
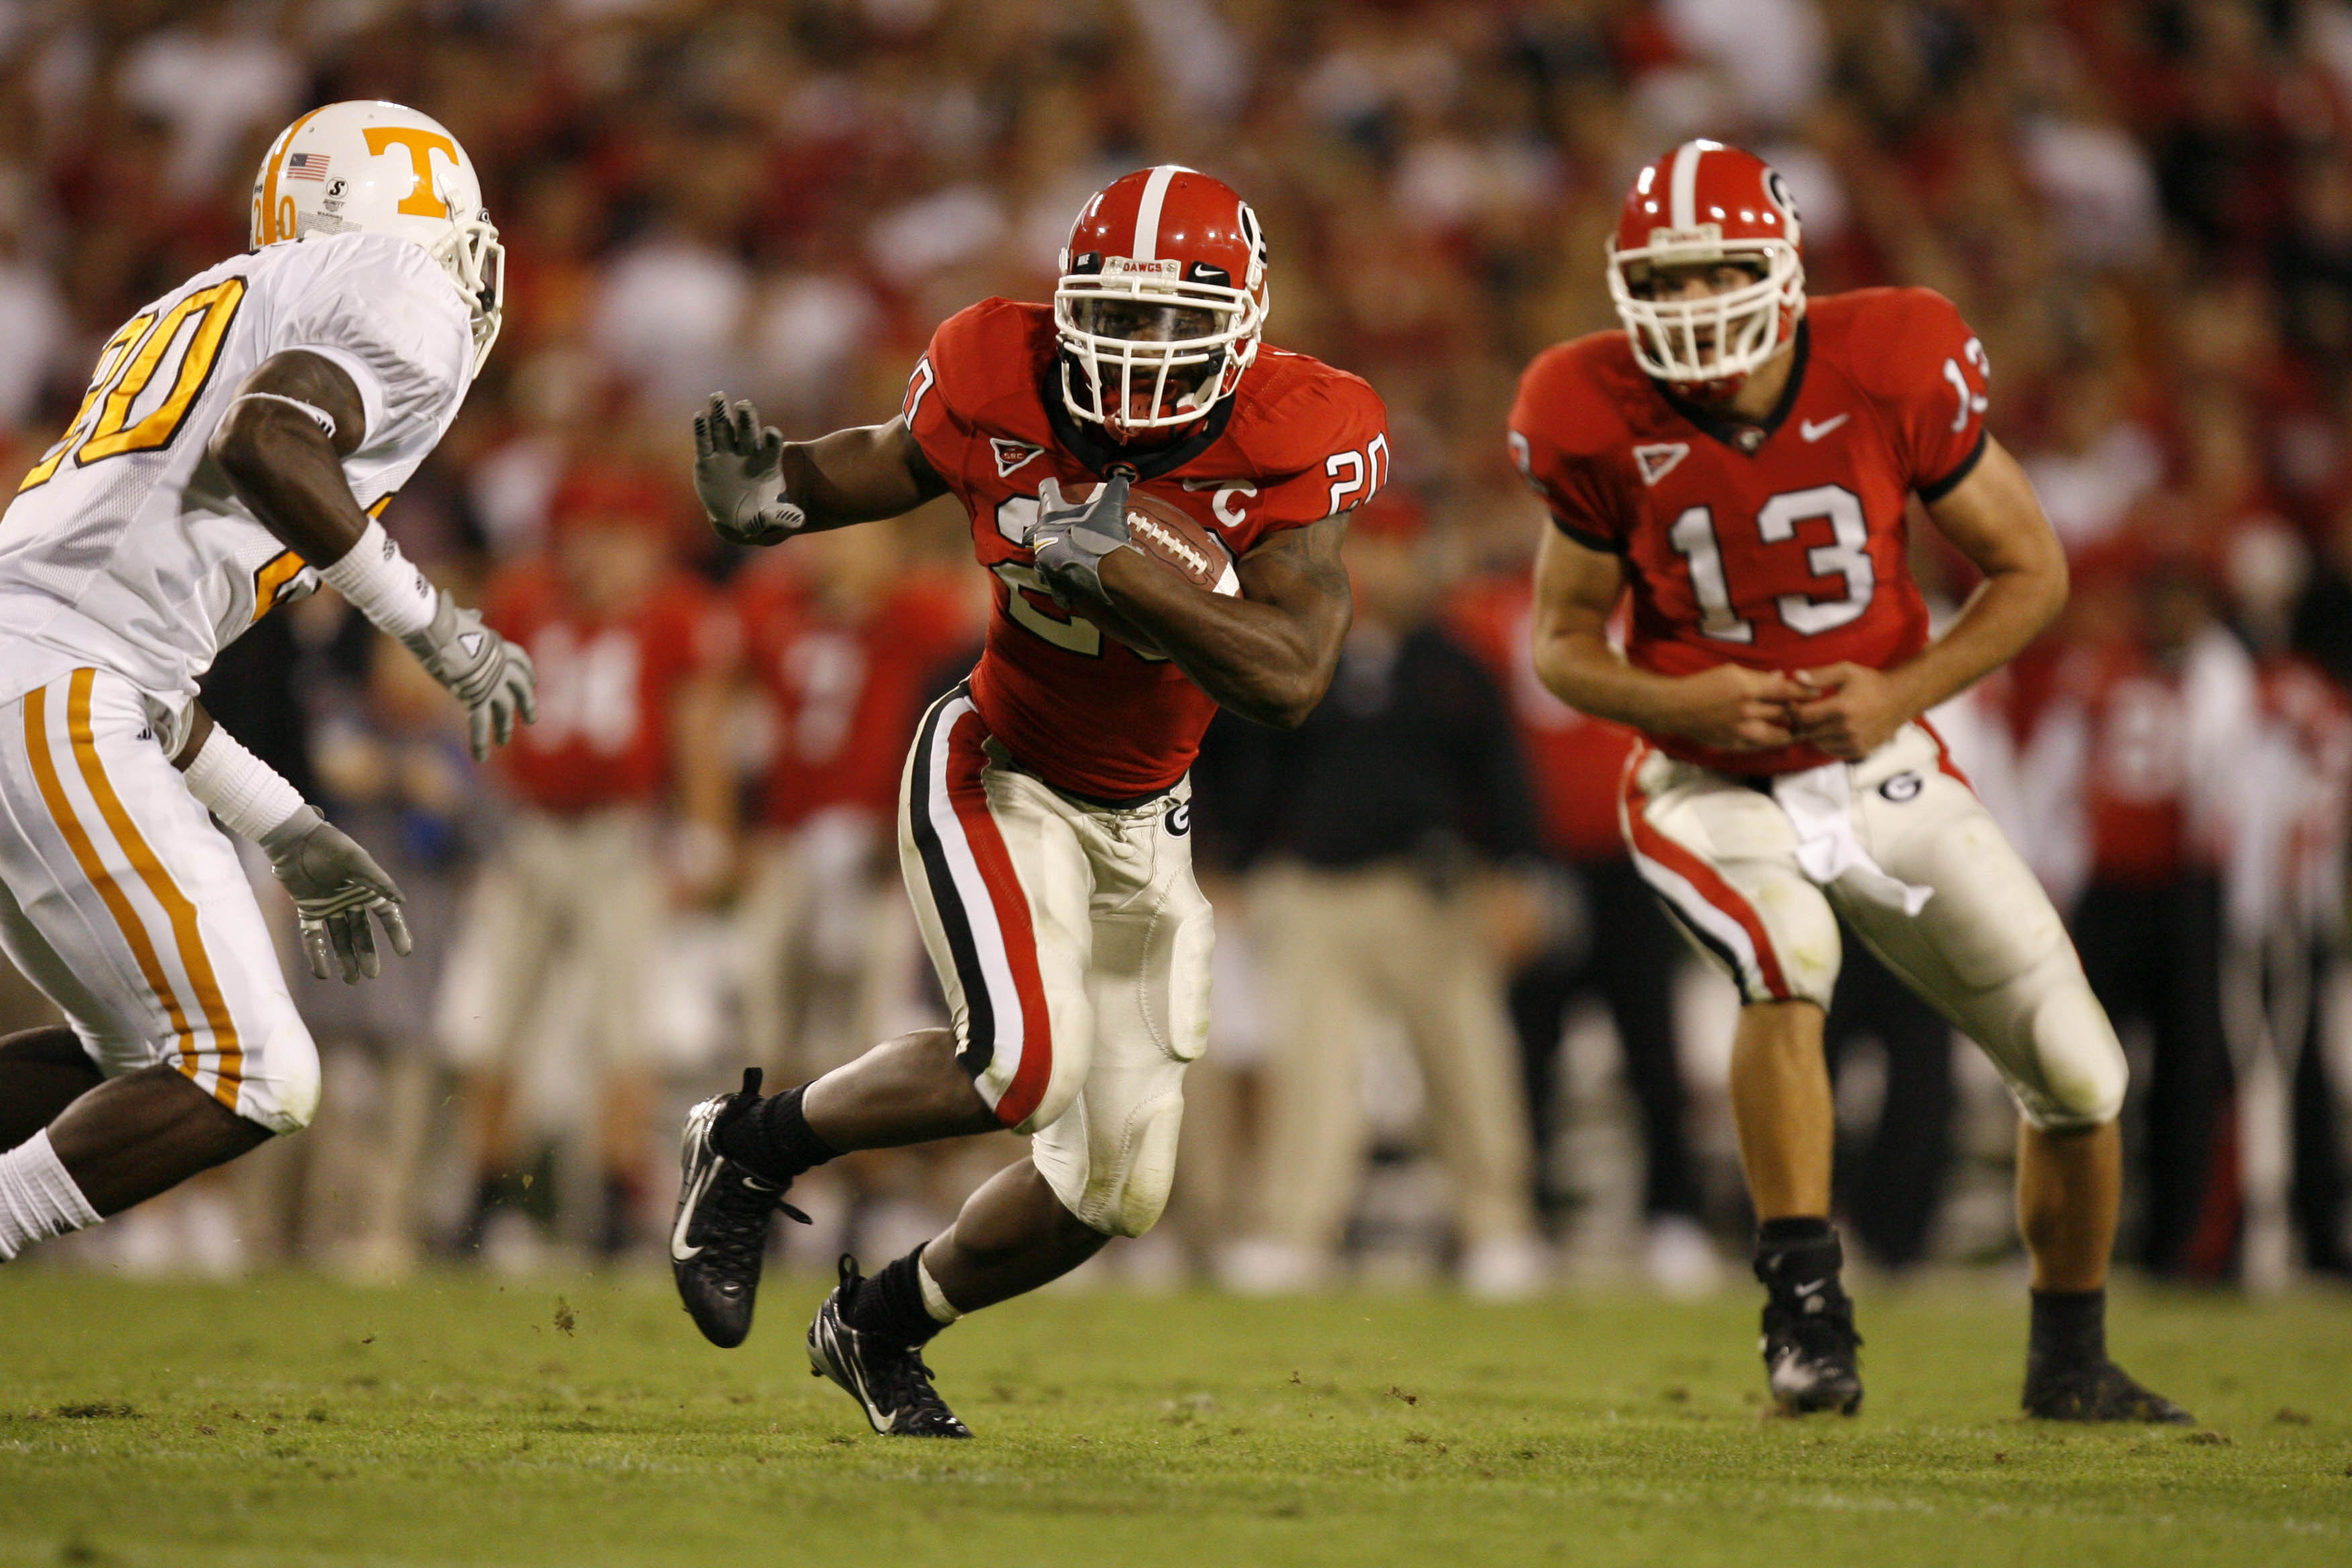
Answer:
[
  {"left": 843, "top": 1246, "right": 948, "bottom": 1348},
  {"left": 2028, "top": 1288, "right": 2106, "bottom": 1367},
  {"left": 719, "top": 1083, "right": 838, "bottom": 1187},
  {"left": 1754, "top": 1217, "right": 1846, "bottom": 1302}
]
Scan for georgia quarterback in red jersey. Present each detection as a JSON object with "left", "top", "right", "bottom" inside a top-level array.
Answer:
[
  {"left": 669, "top": 165, "right": 1385, "bottom": 1436},
  {"left": 1518, "top": 140, "right": 2187, "bottom": 1424}
]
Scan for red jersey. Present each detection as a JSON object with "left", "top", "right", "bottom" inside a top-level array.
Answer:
[
  {"left": 485, "top": 561, "right": 734, "bottom": 814},
  {"left": 903, "top": 298, "right": 1389, "bottom": 799},
  {"left": 1444, "top": 573, "right": 1638, "bottom": 861},
  {"left": 1510, "top": 287, "right": 1992, "bottom": 776},
  {"left": 733, "top": 560, "right": 976, "bottom": 828}
]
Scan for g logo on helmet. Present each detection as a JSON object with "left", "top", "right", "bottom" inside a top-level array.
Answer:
[{"left": 1765, "top": 168, "right": 1800, "bottom": 226}]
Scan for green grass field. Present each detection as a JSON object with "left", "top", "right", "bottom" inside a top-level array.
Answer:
[{"left": 0, "top": 1269, "right": 2345, "bottom": 1567}]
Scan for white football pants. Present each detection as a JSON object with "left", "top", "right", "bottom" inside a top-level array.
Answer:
[
  {"left": 1622, "top": 721, "right": 2126, "bottom": 1130},
  {"left": 899, "top": 686, "right": 1212, "bottom": 1238},
  {"left": 0, "top": 668, "right": 317, "bottom": 1132}
]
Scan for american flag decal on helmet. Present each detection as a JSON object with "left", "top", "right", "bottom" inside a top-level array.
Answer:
[{"left": 287, "top": 152, "right": 330, "bottom": 181}]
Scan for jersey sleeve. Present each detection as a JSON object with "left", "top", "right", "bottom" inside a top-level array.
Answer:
[
  {"left": 900, "top": 303, "right": 1000, "bottom": 501},
  {"left": 1240, "top": 366, "right": 1391, "bottom": 532},
  {"left": 275, "top": 234, "right": 473, "bottom": 477},
  {"left": 1849, "top": 288, "right": 1990, "bottom": 503},
  {"left": 1508, "top": 346, "right": 1631, "bottom": 554}
]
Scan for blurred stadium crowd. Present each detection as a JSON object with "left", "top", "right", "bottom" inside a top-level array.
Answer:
[{"left": 5, "top": 0, "right": 2352, "bottom": 1293}]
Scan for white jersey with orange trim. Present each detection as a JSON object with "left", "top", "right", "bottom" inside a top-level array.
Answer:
[{"left": 0, "top": 230, "right": 474, "bottom": 720}]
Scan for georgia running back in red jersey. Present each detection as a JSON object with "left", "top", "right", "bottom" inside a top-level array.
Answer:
[
  {"left": 1510, "top": 286, "right": 1990, "bottom": 775},
  {"left": 903, "top": 297, "right": 1388, "bottom": 801}
]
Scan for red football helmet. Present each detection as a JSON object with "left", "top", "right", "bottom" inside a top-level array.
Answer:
[
  {"left": 1055, "top": 165, "right": 1269, "bottom": 441},
  {"left": 1607, "top": 140, "right": 1805, "bottom": 395}
]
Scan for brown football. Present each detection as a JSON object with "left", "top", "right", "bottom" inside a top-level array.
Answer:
[
  {"left": 1062, "top": 484, "right": 1239, "bottom": 656},
  {"left": 1120, "top": 489, "right": 1241, "bottom": 597}
]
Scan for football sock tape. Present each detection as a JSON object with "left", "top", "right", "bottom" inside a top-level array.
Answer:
[
  {"left": 0, "top": 1130, "right": 101, "bottom": 1260},
  {"left": 917, "top": 1250, "right": 964, "bottom": 1324}
]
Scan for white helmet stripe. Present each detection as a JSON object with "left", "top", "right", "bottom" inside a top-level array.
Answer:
[
  {"left": 1131, "top": 164, "right": 1185, "bottom": 262},
  {"left": 1669, "top": 141, "right": 1703, "bottom": 230}
]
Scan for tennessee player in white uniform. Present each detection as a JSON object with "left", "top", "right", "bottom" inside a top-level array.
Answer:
[{"left": 0, "top": 101, "right": 534, "bottom": 1261}]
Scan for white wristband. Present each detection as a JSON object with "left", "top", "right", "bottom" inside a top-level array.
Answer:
[
  {"left": 318, "top": 520, "right": 437, "bottom": 638},
  {"left": 182, "top": 725, "right": 307, "bottom": 843}
]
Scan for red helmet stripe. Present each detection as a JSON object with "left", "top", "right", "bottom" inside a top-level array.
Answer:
[
  {"left": 1131, "top": 163, "right": 1184, "bottom": 261},
  {"left": 1669, "top": 140, "right": 1704, "bottom": 230}
]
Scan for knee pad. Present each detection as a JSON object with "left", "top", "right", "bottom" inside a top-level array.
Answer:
[
  {"left": 1099, "top": 1090, "right": 1185, "bottom": 1238},
  {"left": 2007, "top": 968, "right": 2127, "bottom": 1132},
  {"left": 1038, "top": 1089, "right": 1186, "bottom": 1238},
  {"left": 239, "top": 1018, "right": 322, "bottom": 1134}
]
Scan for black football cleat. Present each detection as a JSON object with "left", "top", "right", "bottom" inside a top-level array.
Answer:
[
  {"left": 671, "top": 1069, "right": 805, "bottom": 1349},
  {"left": 807, "top": 1255, "right": 972, "bottom": 1438},
  {"left": 2024, "top": 1355, "right": 2194, "bottom": 1424},
  {"left": 1761, "top": 1289, "right": 1864, "bottom": 1416}
]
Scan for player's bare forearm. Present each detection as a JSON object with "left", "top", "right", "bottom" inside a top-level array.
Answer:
[
  {"left": 1893, "top": 438, "right": 2067, "bottom": 712},
  {"left": 1536, "top": 624, "right": 1673, "bottom": 730},
  {"left": 170, "top": 705, "right": 217, "bottom": 771},
  {"left": 774, "top": 419, "right": 947, "bottom": 534},
  {"left": 1097, "top": 514, "right": 1352, "bottom": 730},
  {"left": 1531, "top": 524, "right": 1804, "bottom": 750},
  {"left": 208, "top": 350, "right": 371, "bottom": 567}
]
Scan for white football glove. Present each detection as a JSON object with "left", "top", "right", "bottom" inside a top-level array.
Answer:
[
  {"left": 1028, "top": 475, "right": 1136, "bottom": 605},
  {"left": 258, "top": 806, "right": 413, "bottom": 984},
  {"left": 693, "top": 393, "right": 807, "bottom": 546},
  {"left": 400, "top": 590, "right": 537, "bottom": 761}
]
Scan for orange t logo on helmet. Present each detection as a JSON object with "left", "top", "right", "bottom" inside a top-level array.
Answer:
[{"left": 362, "top": 126, "right": 462, "bottom": 217}]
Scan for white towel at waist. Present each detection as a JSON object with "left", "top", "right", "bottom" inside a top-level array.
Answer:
[{"left": 1769, "top": 762, "right": 1933, "bottom": 915}]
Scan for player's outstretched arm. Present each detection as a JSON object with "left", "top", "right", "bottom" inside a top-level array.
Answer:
[
  {"left": 211, "top": 350, "right": 537, "bottom": 761},
  {"left": 1530, "top": 525, "right": 1805, "bottom": 752},
  {"left": 693, "top": 395, "right": 946, "bottom": 544},
  {"left": 170, "top": 706, "right": 411, "bottom": 984},
  {"left": 1094, "top": 513, "right": 1355, "bottom": 730},
  {"left": 1790, "top": 437, "right": 2067, "bottom": 759}
]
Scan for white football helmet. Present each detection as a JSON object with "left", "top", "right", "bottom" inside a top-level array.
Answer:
[{"left": 250, "top": 101, "right": 503, "bottom": 375}]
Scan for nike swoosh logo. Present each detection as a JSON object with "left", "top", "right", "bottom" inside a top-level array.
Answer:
[
  {"left": 824, "top": 1320, "right": 899, "bottom": 1430},
  {"left": 1794, "top": 1279, "right": 1826, "bottom": 1297},
  {"left": 1800, "top": 414, "right": 1850, "bottom": 442},
  {"left": 670, "top": 1157, "right": 714, "bottom": 1262}
]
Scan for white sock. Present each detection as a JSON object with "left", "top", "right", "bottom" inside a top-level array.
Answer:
[
  {"left": 0, "top": 1130, "right": 101, "bottom": 1260},
  {"left": 916, "top": 1249, "right": 965, "bottom": 1324}
]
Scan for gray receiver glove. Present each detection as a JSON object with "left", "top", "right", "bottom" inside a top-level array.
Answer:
[
  {"left": 1027, "top": 475, "right": 1136, "bottom": 605},
  {"left": 259, "top": 805, "right": 413, "bottom": 984},
  {"left": 693, "top": 393, "right": 807, "bottom": 546},
  {"left": 400, "top": 591, "right": 538, "bottom": 761}
]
